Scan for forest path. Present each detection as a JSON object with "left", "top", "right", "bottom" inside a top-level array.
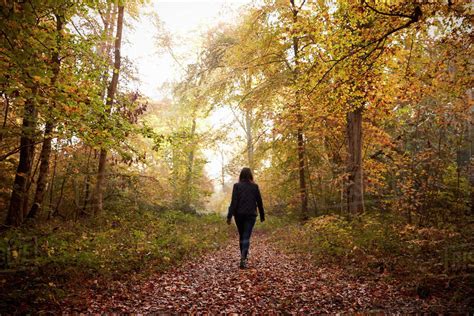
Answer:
[{"left": 64, "top": 232, "right": 427, "bottom": 314}]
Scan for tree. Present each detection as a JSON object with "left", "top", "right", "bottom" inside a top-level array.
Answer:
[
  {"left": 2, "top": 1, "right": 55, "bottom": 226},
  {"left": 91, "top": 4, "right": 125, "bottom": 214},
  {"left": 29, "top": 10, "right": 65, "bottom": 219}
]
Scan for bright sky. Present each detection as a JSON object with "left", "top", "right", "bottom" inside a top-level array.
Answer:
[
  {"left": 122, "top": 0, "right": 252, "bottom": 186},
  {"left": 123, "top": 0, "right": 251, "bottom": 99}
]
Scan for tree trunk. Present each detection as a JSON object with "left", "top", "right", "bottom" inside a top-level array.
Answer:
[
  {"left": 99, "top": 3, "right": 117, "bottom": 101},
  {"left": 245, "top": 108, "right": 254, "bottom": 171},
  {"left": 92, "top": 148, "right": 107, "bottom": 214},
  {"left": 91, "top": 5, "right": 124, "bottom": 214},
  {"left": 54, "top": 167, "right": 69, "bottom": 217},
  {"left": 291, "top": 0, "right": 308, "bottom": 220},
  {"left": 305, "top": 153, "right": 318, "bottom": 215},
  {"left": 297, "top": 121, "right": 308, "bottom": 219},
  {"left": 82, "top": 146, "right": 92, "bottom": 214},
  {"left": 346, "top": 106, "right": 364, "bottom": 215},
  {"left": 220, "top": 148, "right": 225, "bottom": 190},
  {"left": 23, "top": 150, "right": 40, "bottom": 218},
  {"left": 469, "top": 90, "right": 474, "bottom": 215},
  {"left": 28, "top": 121, "right": 53, "bottom": 218},
  {"left": 1, "top": 93, "right": 9, "bottom": 142},
  {"left": 183, "top": 116, "right": 197, "bottom": 208},
  {"left": 73, "top": 177, "right": 81, "bottom": 220},
  {"left": 29, "top": 14, "right": 63, "bottom": 219},
  {"left": 47, "top": 149, "right": 58, "bottom": 220},
  {"left": 6, "top": 88, "right": 38, "bottom": 226}
]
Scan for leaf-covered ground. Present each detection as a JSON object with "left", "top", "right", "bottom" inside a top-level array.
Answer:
[{"left": 61, "top": 232, "right": 463, "bottom": 313}]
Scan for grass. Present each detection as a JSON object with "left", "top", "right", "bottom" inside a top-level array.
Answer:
[{"left": 0, "top": 209, "right": 232, "bottom": 313}]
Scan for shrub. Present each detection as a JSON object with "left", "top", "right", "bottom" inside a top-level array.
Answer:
[{"left": 0, "top": 209, "right": 231, "bottom": 312}]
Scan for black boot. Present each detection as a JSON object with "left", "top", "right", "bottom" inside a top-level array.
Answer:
[{"left": 239, "top": 257, "right": 247, "bottom": 269}]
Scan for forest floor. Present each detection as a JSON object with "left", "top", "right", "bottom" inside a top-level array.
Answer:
[{"left": 59, "top": 231, "right": 456, "bottom": 314}]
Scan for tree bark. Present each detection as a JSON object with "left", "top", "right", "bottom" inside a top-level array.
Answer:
[
  {"left": 6, "top": 88, "right": 38, "bottom": 226},
  {"left": 346, "top": 106, "right": 364, "bottom": 215},
  {"left": 28, "top": 14, "right": 64, "bottom": 219},
  {"left": 47, "top": 148, "right": 58, "bottom": 220},
  {"left": 219, "top": 148, "right": 225, "bottom": 190},
  {"left": 183, "top": 116, "right": 197, "bottom": 208},
  {"left": 54, "top": 167, "right": 69, "bottom": 217},
  {"left": 1, "top": 93, "right": 9, "bottom": 142},
  {"left": 245, "top": 108, "right": 254, "bottom": 171},
  {"left": 23, "top": 150, "right": 40, "bottom": 218},
  {"left": 469, "top": 90, "right": 474, "bottom": 215},
  {"left": 82, "top": 146, "right": 92, "bottom": 214},
  {"left": 291, "top": 0, "right": 308, "bottom": 220},
  {"left": 297, "top": 120, "right": 308, "bottom": 219},
  {"left": 230, "top": 74, "right": 255, "bottom": 172},
  {"left": 91, "top": 5, "right": 124, "bottom": 214},
  {"left": 99, "top": 3, "right": 117, "bottom": 101}
]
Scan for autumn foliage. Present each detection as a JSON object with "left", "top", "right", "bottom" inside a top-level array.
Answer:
[{"left": 0, "top": 0, "right": 473, "bottom": 313}]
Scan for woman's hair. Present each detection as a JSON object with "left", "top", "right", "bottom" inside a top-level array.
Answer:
[{"left": 239, "top": 167, "right": 253, "bottom": 182}]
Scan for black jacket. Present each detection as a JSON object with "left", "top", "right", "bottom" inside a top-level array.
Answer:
[{"left": 227, "top": 181, "right": 265, "bottom": 220}]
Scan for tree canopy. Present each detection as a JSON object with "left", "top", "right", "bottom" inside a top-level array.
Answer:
[{"left": 0, "top": 0, "right": 472, "bottom": 313}]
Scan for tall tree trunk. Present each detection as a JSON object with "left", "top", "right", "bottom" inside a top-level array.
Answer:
[
  {"left": 346, "top": 106, "right": 364, "bottom": 215},
  {"left": 29, "top": 14, "right": 64, "bottom": 219},
  {"left": 291, "top": 0, "right": 308, "bottom": 220},
  {"left": 99, "top": 3, "right": 117, "bottom": 101},
  {"left": 92, "top": 148, "right": 107, "bottom": 213},
  {"left": 28, "top": 122, "right": 53, "bottom": 218},
  {"left": 297, "top": 119, "right": 308, "bottom": 219},
  {"left": 91, "top": 5, "right": 124, "bottom": 214},
  {"left": 54, "top": 167, "right": 69, "bottom": 217},
  {"left": 82, "top": 146, "right": 92, "bottom": 214},
  {"left": 47, "top": 148, "right": 58, "bottom": 220},
  {"left": 469, "top": 90, "right": 474, "bottom": 215},
  {"left": 6, "top": 88, "right": 38, "bottom": 226},
  {"left": 23, "top": 150, "right": 40, "bottom": 218},
  {"left": 305, "top": 153, "right": 318, "bottom": 215},
  {"left": 245, "top": 108, "right": 254, "bottom": 171},
  {"left": 1, "top": 93, "right": 9, "bottom": 142},
  {"left": 183, "top": 116, "right": 197, "bottom": 208},
  {"left": 220, "top": 148, "right": 225, "bottom": 190}
]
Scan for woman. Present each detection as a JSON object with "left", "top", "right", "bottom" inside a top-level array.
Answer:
[{"left": 226, "top": 167, "right": 265, "bottom": 269}]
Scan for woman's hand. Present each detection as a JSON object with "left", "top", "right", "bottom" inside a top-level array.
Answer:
[
  {"left": 226, "top": 218, "right": 231, "bottom": 225},
  {"left": 260, "top": 217, "right": 265, "bottom": 223}
]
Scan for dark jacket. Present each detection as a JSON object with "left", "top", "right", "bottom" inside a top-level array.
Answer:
[{"left": 227, "top": 181, "right": 265, "bottom": 221}]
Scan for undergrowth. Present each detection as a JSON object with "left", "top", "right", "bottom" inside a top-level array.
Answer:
[
  {"left": 0, "top": 209, "right": 231, "bottom": 313},
  {"left": 268, "top": 212, "right": 473, "bottom": 308}
]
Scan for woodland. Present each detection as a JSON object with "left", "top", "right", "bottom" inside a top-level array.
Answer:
[{"left": 0, "top": 0, "right": 473, "bottom": 313}]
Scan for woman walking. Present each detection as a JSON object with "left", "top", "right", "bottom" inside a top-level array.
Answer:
[{"left": 226, "top": 167, "right": 265, "bottom": 269}]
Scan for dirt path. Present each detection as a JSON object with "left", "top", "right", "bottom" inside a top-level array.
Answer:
[{"left": 63, "top": 232, "right": 434, "bottom": 314}]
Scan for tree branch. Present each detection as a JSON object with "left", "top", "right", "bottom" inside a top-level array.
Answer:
[
  {"left": 363, "top": 0, "right": 413, "bottom": 19},
  {"left": 308, "top": 5, "right": 422, "bottom": 95}
]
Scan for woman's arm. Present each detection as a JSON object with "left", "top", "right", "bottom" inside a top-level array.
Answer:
[
  {"left": 256, "top": 185, "right": 265, "bottom": 222},
  {"left": 227, "top": 183, "right": 238, "bottom": 221}
]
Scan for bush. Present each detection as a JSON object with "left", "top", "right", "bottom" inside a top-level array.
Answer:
[
  {"left": 0, "top": 209, "right": 231, "bottom": 312},
  {"left": 1, "top": 210, "right": 230, "bottom": 275},
  {"left": 270, "top": 212, "right": 471, "bottom": 276}
]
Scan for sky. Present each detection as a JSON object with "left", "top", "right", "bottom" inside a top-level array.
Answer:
[
  {"left": 123, "top": 0, "right": 251, "bottom": 99},
  {"left": 122, "top": 0, "right": 252, "bottom": 186}
]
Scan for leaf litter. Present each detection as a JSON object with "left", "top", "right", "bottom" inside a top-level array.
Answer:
[{"left": 61, "top": 232, "right": 459, "bottom": 314}]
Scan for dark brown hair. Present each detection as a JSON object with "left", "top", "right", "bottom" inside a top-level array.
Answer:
[{"left": 239, "top": 167, "right": 253, "bottom": 182}]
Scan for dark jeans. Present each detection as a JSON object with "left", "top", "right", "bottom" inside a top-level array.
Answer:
[{"left": 234, "top": 215, "right": 256, "bottom": 259}]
